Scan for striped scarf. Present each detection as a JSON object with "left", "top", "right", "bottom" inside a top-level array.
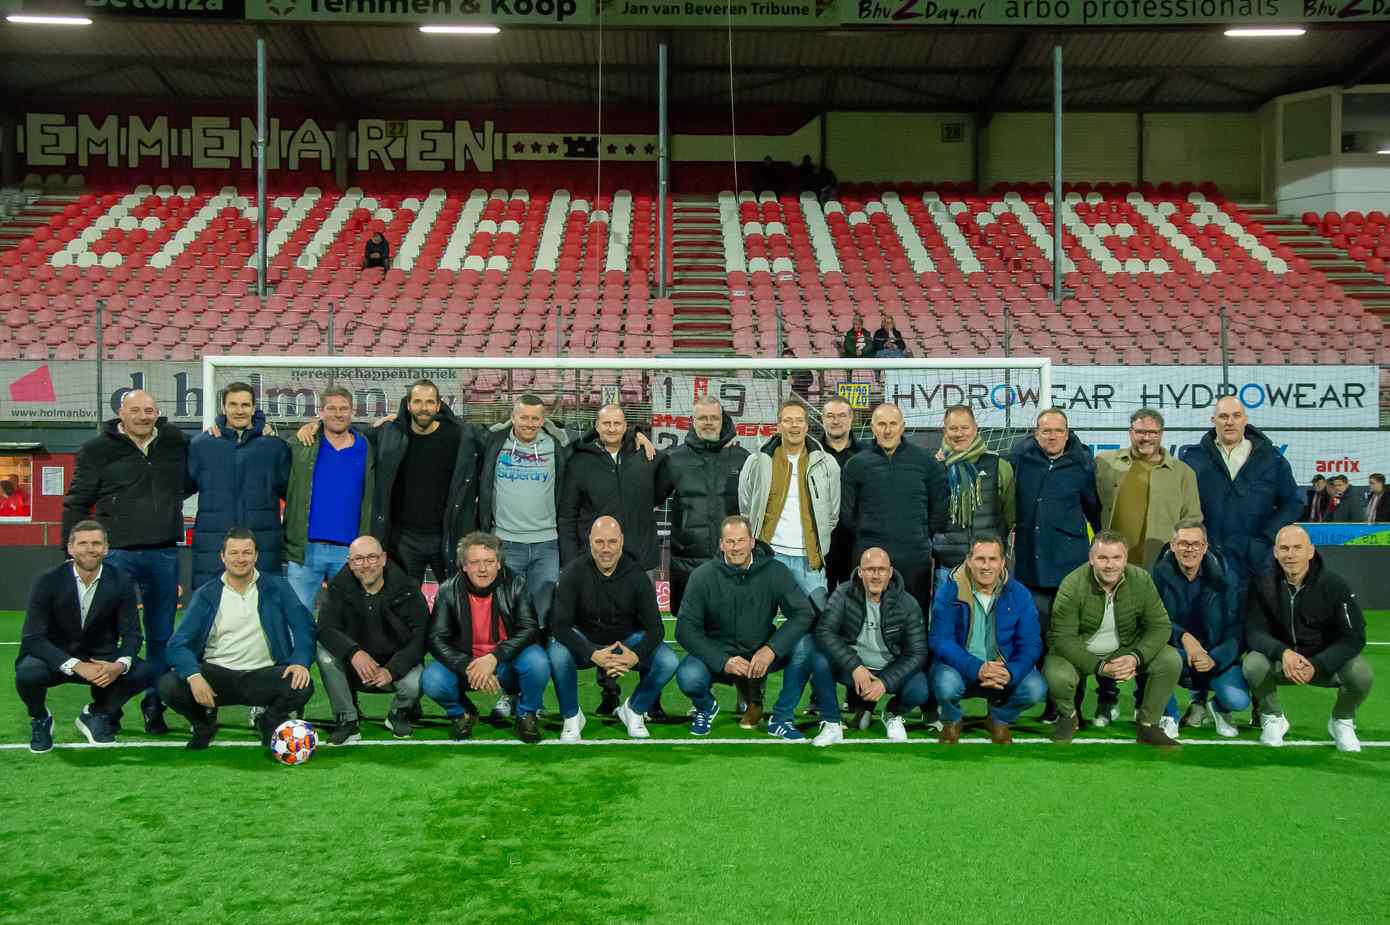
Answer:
[{"left": 943, "top": 434, "right": 989, "bottom": 530}]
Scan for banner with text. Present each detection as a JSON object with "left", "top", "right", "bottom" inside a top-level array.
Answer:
[
  {"left": 885, "top": 365, "right": 1379, "bottom": 430},
  {"left": 598, "top": 0, "right": 835, "bottom": 26},
  {"left": 244, "top": 0, "right": 590, "bottom": 24},
  {"left": 842, "top": 0, "right": 1390, "bottom": 28},
  {"left": 650, "top": 373, "right": 778, "bottom": 455},
  {"left": 17, "top": 0, "right": 245, "bottom": 20}
]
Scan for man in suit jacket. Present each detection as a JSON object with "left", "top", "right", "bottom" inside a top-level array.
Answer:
[
  {"left": 16, "top": 520, "right": 159, "bottom": 753},
  {"left": 1364, "top": 474, "right": 1390, "bottom": 524}
]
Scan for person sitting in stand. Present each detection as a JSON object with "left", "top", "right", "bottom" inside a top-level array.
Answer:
[{"left": 363, "top": 231, "right": 391, "bottom": 271}]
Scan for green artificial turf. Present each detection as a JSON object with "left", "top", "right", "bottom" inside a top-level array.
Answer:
[{"left": 3, "top": 612, "right": 1389, "bottom": 924}]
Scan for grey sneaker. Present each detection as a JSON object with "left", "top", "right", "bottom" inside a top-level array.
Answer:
[
  {"left": 1181, "top": 700, "right": 1207, "bottom": 728},
  {"left": 490, "top": 693, "right": 514, "bottom": 721},
  {"left": 30, "top": 713, "right": 54, "bottom": 754},
  {"left": 384, "top": 709, "right": 412, "bottom": 739},
  {"left": 75, "top": 707, "right": 115, "bottom": 745}
]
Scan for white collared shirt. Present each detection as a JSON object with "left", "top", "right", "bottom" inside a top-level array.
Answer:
[
  {"left": 59, "top": 563, "right": 132, "bottom": 676},
  {"left": 1218, "top": 438, "right": 1251, "bottom": 479},
  {"left": 117, "top": 422, "right": 157, "bottom": 456}
]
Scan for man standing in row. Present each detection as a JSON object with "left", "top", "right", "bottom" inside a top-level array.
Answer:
[
  {"left": 817, "top": 395, "right": 862, "bottom": 591},
  {"left": 1095, "top": 408, "right": 1201, "bottom": 568},
  {"left": 1243, "top": 525, "right": 1373, "bottom": 752},
  {"left": 63, "top": 389, "right": 189, "bottom": 735},
  {"left": 1044, "top": 531, "right": 1181, "bottom": 748},
  {"left": 315, "top": 535, "right": 429, "bottom": 745},
  {"left": 283, "top": 386, "right": 374, "bottom": 613},
  {"left": 932, "top": 404, "right": 1015, "bottom": 592},
  {"left": 17, "top": 521, "right": 159, "bottom": 751},
  {"left": 1363, "top": 473, "right": 1389, "bottom": 523}
]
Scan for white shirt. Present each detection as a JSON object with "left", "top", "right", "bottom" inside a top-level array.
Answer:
[
  {"left": 202, "top": 571, "right": 275, "bottom": 672},
  {"left": 973, "top": 591, "right": 995, "bottom": 611},
  {"left": 60, "top": 563, "right": 132, "bottom": 676},
  {"left": 117, "top": 423, "right": 157, "bottom": 456},
  {"left": 1086, "top": 582, "right": 1122, "bottom": 657},
  {"left": 770, "top": 453, "right": 807, "bottom": 556},
  {"left": 1218, "top": 438, "right": 1251, "bottom": 480}
]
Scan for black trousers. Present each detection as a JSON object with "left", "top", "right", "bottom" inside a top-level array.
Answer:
[
  {"left": 158, "top": 662, "right": 314, "bottom": 726},
  {"left": 15, "top": 654, "right": 159, "bottom": 720},
  {"left": 389, "top": 526, "right": 450, "bottom": 585},
  {"left": 825, "top": 526, "right": 856, "bottom": 592}
]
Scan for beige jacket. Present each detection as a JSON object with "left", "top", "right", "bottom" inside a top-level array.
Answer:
[{"left": 1095, "top": 448, "right": 1202, "bottom": 567}]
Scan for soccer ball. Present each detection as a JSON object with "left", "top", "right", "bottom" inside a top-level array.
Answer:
[{"left": 270, "top": 719, "right": 317, "bottom": 766}]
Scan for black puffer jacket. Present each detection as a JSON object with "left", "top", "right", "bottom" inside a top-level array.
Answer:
[
  {"left": 813, "top": 569, "right": 926, "bottom": 693},
  {"left": 1244, "top": 550, "right": 1365, "bottom": 681},
  {"left": 558, "top": 429, "right": 659, "bottom": 569},
  {"left": 62, "top": 417, "right": 189, "bottom": 549},
  {"left": 371, "top": 394, "right": 482, "bottom": 578},
  {"left": 317, "top": 562, "right": 430, "bottom": 682},
  {"left": 428, "top": 566, "right": 540, "bottom": 675},
  {"left": 655, "top": 414, "right": 750, "bottom": 578},
  {"left": 840, "top": 438, "right": 949, "bottom": 565}
]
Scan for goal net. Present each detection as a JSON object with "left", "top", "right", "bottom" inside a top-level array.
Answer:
[{"left": 200, "top": 355, "right": 1053, "bottom": 460}]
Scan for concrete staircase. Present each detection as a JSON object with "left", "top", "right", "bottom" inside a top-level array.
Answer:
[
  {"left": 668, "top": 196, "right": 733, "bottom": 355},
  {"left": 0, "top": 189, "right": 78, "bottom": 251},
  {"left": 1241, "top": 202, "right": 1390, "bottom": 314}
]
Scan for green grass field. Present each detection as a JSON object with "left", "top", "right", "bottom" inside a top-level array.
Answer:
[{"left": 3, "top": 611, "right": 1390, "bottom": 924}]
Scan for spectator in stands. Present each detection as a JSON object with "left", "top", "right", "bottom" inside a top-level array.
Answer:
[
  {"left": 928, "top": 535, "right": 1046, "bottom": 745},
  {"left": 654, "top": 393, "right": 750, "bottom": 627},
  {"left": 63, "top": 389, "right": 189, "bottom": 735},
  {"left": 841, "top": 403, "right": 949, "bottom": 618},
  {"left": 1324, "top": 474, "right": 1363, "bottom": 523},
  {"left": 753, "top": 155, "right": 782, "bottom": 196},
  {"left": 422, "top": 531, "right": 548, "bottom": 744},
  {"left": 283, "top": 386, "right": 374, "bottom": 614},
  {"left": 159, "top": 529, "right": 316, "bottom": 751},
  {"left": 674, "top": 516, "right": 821, "bottom": 740},
  {"left": 1009, "top": 408, "right": 1101, "bottom": 723},
  {"left": 841, "top": 314, "right": 874, "bottom": 360},
  {"left": 1150, "top": 519, "right": 1249, "bottom": 739},
  {"left": 932, "top": 404, "right": 1015, "bottom": 595},
  {"left": 187, "top": 382, "right": 291, "bottom": 592},
  {"left": 362, "top": 231, "right": 390, "bottom": 271},
  {"left": 1364, "top": 473, "right": 1389, "bottom": 523},
  {"left": 547, "top": 517, "right": 676, "bottom": 743},
  {"left": 872, "top": 315, "right": 908, "bottom": 358},
  {"left": 314, "top": 535, "right": 428, "bottom": 746},
  {"left": 797, "top": 155, "right": 819, "bottom": 195},
  {"left": 739, "top": 397, "right": 841, "bottom": 598},
  {"left": 781, "top": 348, "right": 814, "bottom": 401},
  {"left": 817, "top": 396, "right": 863, "bottom": 592},
  {"left": 1243, "top": 525, "right": 1373, "bottom": 752},
  {"left": 478, "top": 394, "right": 569, "bottom": 630},
  {"left": 0, "top": 478, "right": 29, "bottom": 517},
  {"left": 557, "top": 403, "right": 664, "bottom": 719},
  {"left": 1095, "top": 408, "right": 1202, "bottom": 568},
  {"left": 16, "top": 520, "right": 159, "bottom": 752},
  {"left": 1179, "top": 396, "right": 1301, "bottom": 597},
  {"left": 815, "top": 161, "right": 838, "bottom": 204},
  {"left": 810, "top": 546, "right": 930, "bottom": 747},
  {"left": 1303, "top": 474, "right": 1328, "bottom": 522},
  {"left": 1043, "top": 531, "right": 1181, "bottom": 748}
]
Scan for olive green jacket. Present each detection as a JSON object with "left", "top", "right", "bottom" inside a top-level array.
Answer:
[{"left": 1048, "top": 562, "right": 1171, "bottom": 674}]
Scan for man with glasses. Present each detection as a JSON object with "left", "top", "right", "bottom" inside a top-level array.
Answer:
[
  {"left": 1149, "top": 519, "right": 1249, "bottom": 739},
  {"left": 817, "top": 396, "right": 862, "bottom": 592},
  {"left": 315, "top": 535, "right": 430, "bottom": 745},
  {"left": 1096, "top": 409, "right": 1201, "bottom": 569}
]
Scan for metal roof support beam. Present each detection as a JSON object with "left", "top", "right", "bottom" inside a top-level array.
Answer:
[
  {"left": 856, "top": 71, "right": 973, "bottom": 107},
  {"left": 289, "top": 25, "right": 349, "bottom": 115},
  {"left": 1344, "top": 29, "right": 1390, "bottom": 87},
  {"left": 979, "top": 32, "right": 1032, "bottom": 128},
  {"left": 14, "top": 63, "right": 142, "bottom": 97}
]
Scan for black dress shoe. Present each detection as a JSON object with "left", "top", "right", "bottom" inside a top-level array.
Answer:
[
  {"left": 645, "top": 695, "right": 671, "bottom": 724},
  {"left": 141, "top": 696, "right": 169, "bottom": 736},
  {"left": 450, "top": 713, "right": 477, "bottom": 740},
  {"left": 187, "top": 721, "right": 219, "bottom": 751},
  {"left": 596, "top": 675, "right": 621, "bottom": 717},
  {"left": 515, "top": 712, "right": 541, "bottom": 744}
]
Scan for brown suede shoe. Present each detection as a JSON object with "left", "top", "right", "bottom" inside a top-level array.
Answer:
[
  {"left": 739, "top": 701, "right": 764, "bottom": 730},
  {"left": 939, "top": 720, "right": 962, "bottom": 744},
  {"left": 1137, "top": 722, "right": 1182, "bottom": 749},
  {"left": 1051, "top": 711, "right": 1077, "bottom": 743},
  {"left": 989, "top": 721, "right": 1013, "bottom": 745}
]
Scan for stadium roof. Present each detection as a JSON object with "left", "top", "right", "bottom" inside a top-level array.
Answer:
[{"left": 1, "top": 21, "right": 1387, "bottom": 112}]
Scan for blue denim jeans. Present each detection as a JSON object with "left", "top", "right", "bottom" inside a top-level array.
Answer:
[
  {"left": 675, "top": 633, "right": 826, "bottom": 725},
  {"left": 1164, "top": 659, "right": 1252, "bottom": 720},
  {"left": 547, "top": 630, "right": 678, "bottom": 719},
  {"left": 773, "top": 552, "right": 827, "bottom": 597},
  {"left": 930, "top": 661, "right": 1048, "bottom": 726},
  {"left": 810, "top": 644, "right": 932, "bottom": 722},
  {"left": 286, "top": 542, "right": 350, "bottom": 613},
  {"left": 419, "top": 645, "right": 550, "bottom": 717},
  {"left": 501, "top": 539, "right": 560, "bottom": 627},
  {"left": 105, "top": 546, "right": 180, "bottom": 697}
]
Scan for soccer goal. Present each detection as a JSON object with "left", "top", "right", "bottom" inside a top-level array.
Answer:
[{"left": 201, "top": 354, "right": 1054, "bottom": 455}]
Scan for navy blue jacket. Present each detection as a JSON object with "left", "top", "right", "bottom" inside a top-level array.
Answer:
[
  {"left": 1179, "top": 426, "right": 1301, "bottom": 581},
  {"left": 929, "top": 566, "right": 1042, "bottom": 691},
  {"left": 840, "top": 438, "right": 949, "bottom": 566},
  {"left": 1150, "top": 546, "right": 1242, "bottom": 674},
  {"left": 187, "top": 411, "right": 291, "bottom": 591},
  {"left": 1009, "top": 433, "right": 1101, "bottom": 590},
  {"left": 20, "top": 562, "right": 142, "bottom": 669},
  {"left": 167, "top": 572, "right": 315, "bottom": 680}
]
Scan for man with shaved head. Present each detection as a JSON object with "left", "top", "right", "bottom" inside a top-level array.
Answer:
[
  {"left": 314, "top": 534, "right": 430, "bottom": 744},
  {"left": 547, "top": 517, "right": 675, "bottom": 742},
  {"left": 62, "top": 389, "right": 191, "bottom": 735},
  {"left": 1243, "top": 525, "right": 1373, "bottom": 752}
]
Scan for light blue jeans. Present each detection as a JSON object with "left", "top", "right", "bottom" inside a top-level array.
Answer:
[
  {"left": 502, "top": 539, "right": 560, "bottom": 627},
  {"left": 774, "top": 551, "right": 827, "bottom": 596},
  {"left": 286, "top": 541, "right": 350, "bottom": 613}
]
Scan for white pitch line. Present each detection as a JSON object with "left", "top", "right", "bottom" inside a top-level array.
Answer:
[{"left": 2, "top": 736, "right": 1388, "bottom": 752}]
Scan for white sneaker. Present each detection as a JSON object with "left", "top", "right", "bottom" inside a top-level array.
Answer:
[
  {"left": 1207, "top": 702, "right": 1239, "bottom": 738},
  {"left": 1093, "top": 703, "right": 1118, "bottom": 728},
  {"left": 812, "top": 721, "right": 843, "bottom": 748},
  {"left": 1259, "top": 713, "right": 1290, "bottom": 747},
  {"left": 1159, "top": 716, "right": 1181, "bottom": 742},
  {"left": 615, "top": 699, "right": 650, "bottom": 739},
  {"left": 559, "top": 710, "right": 586, "bottom": 744},
  {"left": 883, "top": 712, "right": 908, "bottom": 743},
  {"left": 1328, "top": 716, "right": 1362, "bottom": 753},
  {"left": 490, "top": 693, "right": 514, "bottom": 720}
]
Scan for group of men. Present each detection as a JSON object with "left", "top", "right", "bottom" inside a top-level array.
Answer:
[
  {"left": 1303, "top": 472, "right": 1390, "bottom": 523},
  {"left": 15, "top": 378, "right": 1374, "bottom": 752}
]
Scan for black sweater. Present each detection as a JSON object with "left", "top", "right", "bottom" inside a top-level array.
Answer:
[
  {"left": 550, "top": 550, "right": 663, "bottom": 662},
  {"left": 316, "top": 563, "right": 430, "bottom": 682},
  {"left": 62, "top": 418, "right": 189, "bottom": 549}
]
